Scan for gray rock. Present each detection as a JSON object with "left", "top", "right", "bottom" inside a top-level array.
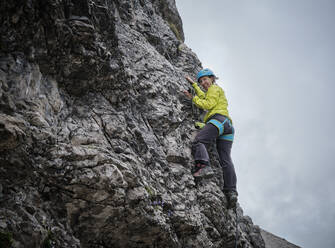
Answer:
[{"left": 261, "top": 229, "right": 301, "bottom": 248}]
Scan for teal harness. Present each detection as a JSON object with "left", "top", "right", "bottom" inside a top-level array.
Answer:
[{"left": 207, "top": 118, "right": 234, "bottom": 141}]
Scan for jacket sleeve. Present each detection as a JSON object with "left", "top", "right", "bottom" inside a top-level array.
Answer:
[
  {"left": 192, "top": 85, "right": 219, "bottom": 110},
  {"left": 192, "top": 82, "right": 205, "bottom": 99}
]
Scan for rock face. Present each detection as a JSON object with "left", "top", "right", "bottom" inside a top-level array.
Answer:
[
  {"left": 261, "top": 230, "right": 301, "bottom": 248},
  {"left": 0, "top": 0, "right": 265, "bottom": 247}
]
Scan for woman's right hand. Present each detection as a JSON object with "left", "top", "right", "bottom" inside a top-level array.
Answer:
[{"left": 183, "top": 90, "right": 193, "bottom": 100}]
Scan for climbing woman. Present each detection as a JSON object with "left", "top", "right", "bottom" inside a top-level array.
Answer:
[{"left": 183, "top": 68, "right": 238, "bottom": 207}]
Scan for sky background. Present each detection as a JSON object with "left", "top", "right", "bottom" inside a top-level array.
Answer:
[{"left": 175, "top": 1, "right": 335, "bottom": 247}]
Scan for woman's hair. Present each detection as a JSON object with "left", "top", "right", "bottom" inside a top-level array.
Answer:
[{"left": 210, "top": 75, "right": 219, "bottom": 83}]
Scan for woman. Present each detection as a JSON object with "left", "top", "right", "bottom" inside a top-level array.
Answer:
[{"left": 183, "top": 68, "right": 238, "bottom": 207}]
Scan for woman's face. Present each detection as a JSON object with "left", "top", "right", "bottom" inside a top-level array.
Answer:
[{"left": 199, "top": 76, "right": 213, "bottom": 91}]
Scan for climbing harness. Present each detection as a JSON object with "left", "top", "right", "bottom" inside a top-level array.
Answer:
[
  {"left": 207, "top": 118, "right": 235, "bottom": 141},
  {"left": 207, "top": 118, "right": 227, "bottom": 135}
]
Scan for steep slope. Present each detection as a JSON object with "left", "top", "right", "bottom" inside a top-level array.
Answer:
[
  {"left": 1, "top": 0, "right": 264, "bottom": 247},
  {"left": 261, "top": 230, "right": 301, "bottom": 248}
]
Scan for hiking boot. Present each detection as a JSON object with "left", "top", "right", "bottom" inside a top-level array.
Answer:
[
  {"left": 192, "top": 164, "right": 214, "bottom": 178},
  {"left": 225, "top": 190, "right": 238, "bottom": 209}
]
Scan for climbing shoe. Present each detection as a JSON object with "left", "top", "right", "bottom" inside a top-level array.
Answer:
[
  {"left": 192, "top": 164, "right": 214, "bottom": 178},
  {"left": 225, "top": 190, "right": 238, "bottom": 209}
]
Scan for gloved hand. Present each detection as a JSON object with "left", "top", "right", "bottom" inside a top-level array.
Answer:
[{"left": 195, "top": 122, "right": 205, "bottom": 129}]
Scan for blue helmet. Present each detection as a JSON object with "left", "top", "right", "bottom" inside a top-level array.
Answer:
[{"left": 197, "top": 68, "right": 215, "bottom": 82}]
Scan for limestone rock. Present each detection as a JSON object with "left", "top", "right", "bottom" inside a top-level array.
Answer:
[{"left": 261, "top": 229, "right": 301, "bottom": 248}]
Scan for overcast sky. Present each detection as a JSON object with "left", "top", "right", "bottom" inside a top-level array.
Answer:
[{"left": 175, "top": 1, "right": 335, "bottom": 247}]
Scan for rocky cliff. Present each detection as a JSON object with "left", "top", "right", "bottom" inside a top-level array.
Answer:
[{"left": 0, "top": 0, "right": 265, "bottom": 247}]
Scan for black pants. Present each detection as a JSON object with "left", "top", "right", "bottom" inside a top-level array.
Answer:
[{"left": 192, "top": 114, "right": 237, "bottom": 192}]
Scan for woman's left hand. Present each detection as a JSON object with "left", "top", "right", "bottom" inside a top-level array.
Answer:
[
  {"left": 183, "top": 90, "right": 193, "bottom": 100},
  {"left": 186, "top": 76, "right": 194, "bottom": 85}
]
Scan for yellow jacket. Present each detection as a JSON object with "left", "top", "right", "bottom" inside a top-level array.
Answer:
[{"left": 192, "top": 82, "right": 231, "bottom": 123}]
